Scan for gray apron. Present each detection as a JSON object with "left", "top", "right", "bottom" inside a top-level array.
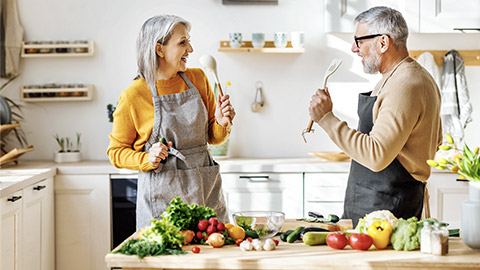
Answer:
[
  {"left": 342, "top": 57, "right": 425, "bottom": 228},
  {"left": 136, "top": 72, "right": 228, "bottom": 230}
]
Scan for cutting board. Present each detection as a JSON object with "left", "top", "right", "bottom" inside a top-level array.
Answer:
[{"left": 280, "top": 219, "right": 353, "bottom": 232}]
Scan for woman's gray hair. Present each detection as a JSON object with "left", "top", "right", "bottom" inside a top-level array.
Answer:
[
  {"left": 354, "top": 6, "right": 408, "bottom": 49},
  {"left": 135, "top": 15, "right": 191, "bottom": 92}
]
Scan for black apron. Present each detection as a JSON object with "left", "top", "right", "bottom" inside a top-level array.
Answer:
[{"left": 342, "top": 91, "right": 425, "bottom": 228}]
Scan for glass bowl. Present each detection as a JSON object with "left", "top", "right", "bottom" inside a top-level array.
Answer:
[{"left": 232, "top": 211, "right": 285, "bottom": 239}]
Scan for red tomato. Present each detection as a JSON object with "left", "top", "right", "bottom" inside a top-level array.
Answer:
[
  {"left": 246, "top": 237, "right": 253, "bottom": 242},
  {"left": 192, "top": 246, "right": 200, "bottom": 254},
  {"left": 235, "top": 239, "right": 243, "bottom": 246},
  {"left": 198, "top": 220, "right": 208, "bottom": 231},
  {"left": 272, "top": 239, "right": 279, "bottom": 246},
  {"left": 348, "top": 233, "right": 373, "bottom": 250},
  {"left": 209, "top": 217, "right": 219, "bottom": 226},
  {"left": 326, "top": 233, "right": 348, "bottom": 250}
]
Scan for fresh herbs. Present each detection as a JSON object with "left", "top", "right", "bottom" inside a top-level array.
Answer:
[
  {"left": 112, "top": 218, "right": 186, "bottom": 258},
  {"left": 113, "top": 239, "right": 186, "bottom": 258},
  {"left": 161, "top": 197, "right": 217, "bottom": 231}
]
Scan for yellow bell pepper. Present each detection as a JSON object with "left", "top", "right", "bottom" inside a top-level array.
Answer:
[{"left": 367, "top": 221, "right": 392, "bottom": 249}]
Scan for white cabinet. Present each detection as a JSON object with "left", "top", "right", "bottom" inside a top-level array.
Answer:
[
  {"left": 54, "top": 174, "right": 110, "bottom": 270},
  {"left": 22, "top": 178, "right": 55, "bottom": 270},
  {"left": 1, "top": 177, "right": 54, "bottom": 270},
  {"left": 427, "top": 172, "right": 469, "bottom": 229},
  {"left": 419, "top": 0, "right": 480, "bottom": 32},
  {"left": 1, "top": 190, "right": 23, "bottom": 270},
  {"left": 221, "top": 173, "right": 303, "bottom": 220},
  {"left": 325, "top": 0, "right": 479, "bottom": 33},
  {"left": 304, "top": 173, "right": 348, "bottom": 217},
  {"left": 325, "top": 0, "right": 420, "bottom": 33}
]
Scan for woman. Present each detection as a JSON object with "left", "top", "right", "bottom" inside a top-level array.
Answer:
[{"left": 107, "top": 15, "right": 235, "bottom": 229}]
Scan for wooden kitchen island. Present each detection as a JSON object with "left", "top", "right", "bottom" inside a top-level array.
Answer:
[{"left": 105, "top": 237, "right": 480, "bottom": 270}]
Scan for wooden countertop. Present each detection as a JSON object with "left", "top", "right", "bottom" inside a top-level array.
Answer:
[{"left": 105, "top": 238, "right": 480, "bottom": 270}]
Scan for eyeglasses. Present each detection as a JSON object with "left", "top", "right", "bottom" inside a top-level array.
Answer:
[{"left": 354, "top": 34, "right": 389, "bottom": 48}]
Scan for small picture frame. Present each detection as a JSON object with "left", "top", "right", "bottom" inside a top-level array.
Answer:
[{"left": 222, "top": 0, "right": 278, "bottom": 5}]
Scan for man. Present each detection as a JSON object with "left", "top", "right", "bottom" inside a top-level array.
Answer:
[{"left": 309, "top": 6, "right": 442, "bottom": 227}]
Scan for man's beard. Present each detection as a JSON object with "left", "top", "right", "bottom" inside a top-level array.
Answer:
[{"left": 363, "top": 45, "right": 382, "bottom": 74}]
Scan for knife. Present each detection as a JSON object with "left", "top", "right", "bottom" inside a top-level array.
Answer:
[{"left": 308, "top": 211, "right": 324, "bottom": 219}]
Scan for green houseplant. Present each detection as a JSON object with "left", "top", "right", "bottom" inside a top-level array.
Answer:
[{"left": 54, "top": 133, "right": 82, "bottom": 163}]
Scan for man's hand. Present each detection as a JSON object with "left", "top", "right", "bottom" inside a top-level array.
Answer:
[{"left": 309, "top": 87, "right": 333, "bottom": 123}]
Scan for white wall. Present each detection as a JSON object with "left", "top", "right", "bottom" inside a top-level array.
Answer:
[{"left": 3, "top": 0, "right": 479, "bottom": 161}]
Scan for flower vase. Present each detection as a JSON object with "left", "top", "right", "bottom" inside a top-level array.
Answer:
[
  {"left": 461, "top": 181, "right": 480, "bottom": 250},
  {"left": 208, "top": 139, "right": 230, "bottom": 158},
  {"left": 54, "top": 151, "right": 81, "bottom": 163}
]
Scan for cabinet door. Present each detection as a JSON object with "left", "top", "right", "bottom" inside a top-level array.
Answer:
[
  {"left": 22, "top": 177, "right": 54, "bottom": 270},
  {"left": 221, "top": 173, "right": 303, "bottom": 220},
  {"left": 420, "top": 0, "right": 480, "bottom": 32},
  {"left": 325, "top": 0, "right": 420, "bottom": 33},
  {"left": 1, "top": 190, "right": 23, "bottom": 270},
  {"left": 55, "top": 174, "right": 110, "bottom": 270},
  {"left": 304, "top": 173, "right": 348, "bottom": 217},
  {"left": 427, "top": 172, "right": 468, "bottom": 228}
]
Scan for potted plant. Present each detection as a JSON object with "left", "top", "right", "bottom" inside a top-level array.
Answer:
[
  {"left": 427, "top": 133, "right": 480, "bottom": 250},
  {"left": 54, "top": 132, "right": 82, "bottom": 162}
]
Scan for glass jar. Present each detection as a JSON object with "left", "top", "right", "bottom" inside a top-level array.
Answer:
[
  {"left": 431, "top": 221, "right": 449, "bottom": 255},
  {"left": 420, "top": 220, "right": 434, "bottom": 254}
]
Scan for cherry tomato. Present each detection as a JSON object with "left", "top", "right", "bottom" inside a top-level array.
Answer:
[
  {"left": 246, "top": 237, "right": 253, "bottom": 242},
  {"left": 235, "top": 239, "right": 243, "bottom": 246},
  {"left": 192, "top": 246, "right": 200, "bottom": 254},
  {"left": 348, "top": 233, "right": 373, "bottom": 250},
  {"left": 272, "top": 239, "right": 279, "bottom": 246},
  {"left": 326, "top": 233, "right": 348, "bottom": 250}
]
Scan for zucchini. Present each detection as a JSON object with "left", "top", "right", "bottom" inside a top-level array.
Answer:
[
  {"left": 280, "top": 230, "right": 294, "bottom": 242},
  {"left": 286, "top": 226, "right": 304, "bottom": 243}
]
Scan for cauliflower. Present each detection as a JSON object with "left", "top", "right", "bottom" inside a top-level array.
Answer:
[{"left": 355, "top": 210, "right": 399, "bottom": 234}]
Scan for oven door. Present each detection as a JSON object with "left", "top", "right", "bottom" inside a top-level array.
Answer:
[{"left": 110, "top": 173, "right": 138, "bottom": 248}]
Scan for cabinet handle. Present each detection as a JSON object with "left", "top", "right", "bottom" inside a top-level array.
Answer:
[
  {"left": 456, "top": 178, "right": 468, "bottom": 182},
  {"left": 239, "top": 175, "right": 270, "bottom": 182},
  {"left": 33, "top": 185, "right": 46, "bottom": 191},
  {"left": 7, "top": 196, "right": 22, "bottom": 202}
]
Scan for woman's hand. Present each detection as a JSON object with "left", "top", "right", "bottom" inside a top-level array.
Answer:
[
  {"left": 215, "top": 94, "right": 236, "bottom": 127},
  {"left": 148, "top": 141, "right": 173, "bottom": 167}
]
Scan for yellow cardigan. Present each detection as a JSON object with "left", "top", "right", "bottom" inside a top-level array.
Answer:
[{"left": 107, "top": 68, "right": 230, "bottom": 172}]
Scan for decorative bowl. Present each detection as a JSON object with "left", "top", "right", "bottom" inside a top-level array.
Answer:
[{"left": 232, "top": 211, "right": 285, "bottom": 239}]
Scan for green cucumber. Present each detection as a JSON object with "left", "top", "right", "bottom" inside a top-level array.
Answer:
[
  {"left": 280, "top": 230, "right": 294, "bottom": 242},
  {"left": 286, "top": 226, "right": 304, "bottom": 243}
]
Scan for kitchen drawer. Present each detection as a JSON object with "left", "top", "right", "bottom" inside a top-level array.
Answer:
[
  {"left": 221, "top": 173, "right": 303, "bottom": 219},
  {"left": 304, "top": 173, "right": 348, "bottom": 201}
]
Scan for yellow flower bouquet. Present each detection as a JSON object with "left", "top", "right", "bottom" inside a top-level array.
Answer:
[{"left": 427, "top": 134, "right": 480, "bottom": 182}]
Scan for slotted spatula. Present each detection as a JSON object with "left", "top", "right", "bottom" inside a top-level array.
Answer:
[{"left": 302, "top": 58, "right": 342, "bottom": 143}]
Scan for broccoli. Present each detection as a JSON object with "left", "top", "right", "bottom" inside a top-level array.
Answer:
[{"left": 390, "top": 217, "right": 438, "bottom": 251}]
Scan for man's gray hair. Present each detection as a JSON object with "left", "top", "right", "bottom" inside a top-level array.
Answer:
[
  {"left": 354, "top": 6, "right": 408, "bottom": 49},
  {"left": 135, "top": 15, "right": 191, "bottom": 92}
]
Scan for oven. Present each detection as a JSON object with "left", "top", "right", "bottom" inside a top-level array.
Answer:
[{"left": 110, "top": 173, "right": 138, "bottom": 248}]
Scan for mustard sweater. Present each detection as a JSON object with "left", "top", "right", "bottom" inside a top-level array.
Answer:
[
  {"left": 318, "top": 60, "right": 442, "bottom": 181},
  {"left": 107, "top": 68, "right": 230, "bottom": 172}
]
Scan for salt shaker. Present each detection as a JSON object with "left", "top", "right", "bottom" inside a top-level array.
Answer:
[
  {"left": 421, "top": 220, "right": 434, "bottom": 254},
  {"left": 431, "top": 221, "right": 449, "bottom": 255}
]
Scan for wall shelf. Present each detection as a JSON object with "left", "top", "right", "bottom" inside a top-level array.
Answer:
[
  {"left": 219, "top": 41, "right": 304, "bottom": 53},
  {"left": 21, "top": 84, "right": 94, "bottom": 102},
  {"left": 409, "top": 50, "right": 480, "bottom": 66},
  {"left": 21, "top": 40, "right": 94, "bottom": 58}
]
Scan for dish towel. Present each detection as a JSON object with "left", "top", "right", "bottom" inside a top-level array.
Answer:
[
  {"left": 1, "top": 0, "right": 24, "bottom": 78},
  {"left": 440, "top": 50, "right": 472, "bottom": 143},
  {"left": 417, "top": 52, "right": 441, "bottom": 88}
]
